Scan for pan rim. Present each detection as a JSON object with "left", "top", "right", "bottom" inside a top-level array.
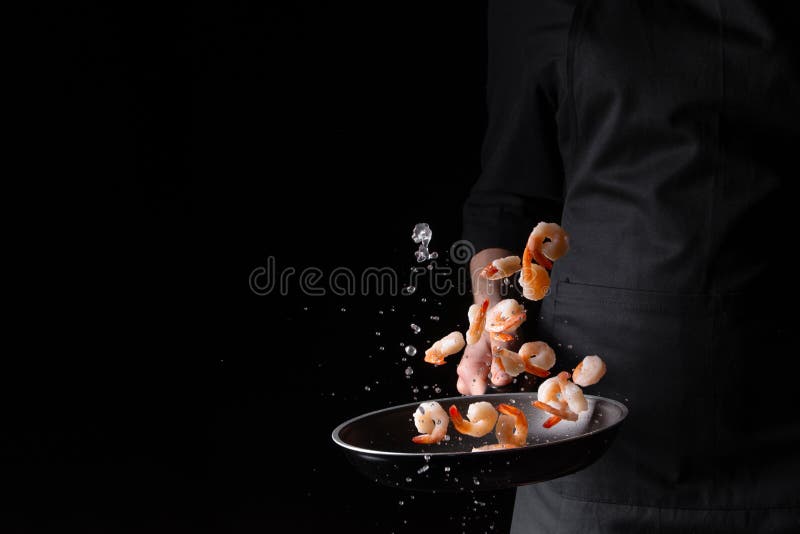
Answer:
[{"left": 331, "top": 392, "right": 628, "bottom": 458}]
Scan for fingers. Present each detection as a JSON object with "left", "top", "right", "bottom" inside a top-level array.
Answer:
[
  {"left": 490, "top": 356, "right": 512, "bottom": 386},
  {"left": 456, "top": 342, "right": 492, "bottom": 395}
]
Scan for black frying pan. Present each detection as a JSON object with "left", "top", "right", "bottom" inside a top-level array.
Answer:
[{"left": 332, "top": 392, "right": 627, "bottom": 492}]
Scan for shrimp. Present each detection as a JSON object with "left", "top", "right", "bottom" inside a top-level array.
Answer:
[
  {"left": 412, "top": 401, "right": 450, "bottom": 444},
  {"left": 480, "top": 256, "right": 522, "bottom": 280},
  {"left": 527, "top": 222, "right": 570, "bottom": 270},
  {"left": 494, "top": 347, "right": 550, "bottom": 378},
  {"left": 520, "top": 246, "right": 550, "bottom": 301},
  {"left": 424, "top": 331, "right": 466, "bottom": 366},
  {"left": 572, "top": 355, "right": 607, "bottom": 387},
  {"left": 532, "top": 371, "right": 586, "bottom": 427},
  {"left": 485, "top": 299, "right": 527, "bottom": 334},
  {"left": 449, "top": 401, "right": 499, "bottom": 438},
  {"left": 496, "top": 404, "right": 528, "bottom": 446},
  {"left": 493, "top": 347, "right": 526, "bottom": 377},
  {"left": 472, "top": 413, "right": 524, "bottom": 451},
  {"left": 466, "top": 299, "right": 489, "bottom": 345},
  {"left": 519, "top": 341, "right": 556, "bottom": 377}
]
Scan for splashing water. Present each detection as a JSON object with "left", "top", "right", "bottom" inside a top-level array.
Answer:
[
  {"left": 410, "top": 323, "right": 421, "bottom": 334},
  {"left": 412, "top": 223, "right": 435, "bottom": 262},
  {"left": 405, "top": 345, "right": 417, "bottom": 356}
]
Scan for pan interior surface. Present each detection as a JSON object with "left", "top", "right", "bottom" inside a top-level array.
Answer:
[{"left": 333, "top": 392, "right": 627, "bottom": 456}]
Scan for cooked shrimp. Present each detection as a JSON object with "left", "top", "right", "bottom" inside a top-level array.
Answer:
[
  {"left": 532, "top": 371, "right": 586, "bottom": 427},
  {"left": 480, "top": 256, "right": 522, "bottom": 280},
  {"left": 466, "top": 299, "right": 489, "bottom": 345},
  {"left": 449, "top": 402, "right": 499, "bottom": 438},
  {"left": 572, "top": 355, "right": 606, "bottom": 387},
  {"left": 412, "top": 401, "right": 450, "bottom": 444},
  {"left": 493, "top": 347, "right": 526, "bottom": 377},
  {"left": 527, "top": 222, "right": 570, "bottom": 270},
  {"left": 519, "top": 341, "right": 556, "bottom": 376},
  {"left": 485, "top": 299, "right": 527, "bottom": 334},
  {"left": 520, "top": 246, "right": 550, "bottom": 301},
  {"left": 496, "top": 404, "right": 528, "bottom": 446},
  {"left": 533, "top": 399, "right": 579, "bottom": 424},
  {"left": 424, "top": 331, "right": 466, "bottom": 366},
  {"left": 561, "top": 380, "right": 588, "bottom": 414}
]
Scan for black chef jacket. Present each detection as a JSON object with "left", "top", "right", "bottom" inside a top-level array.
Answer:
[{"left": 462, "top": 1, "right": 799, "bottom": 532}]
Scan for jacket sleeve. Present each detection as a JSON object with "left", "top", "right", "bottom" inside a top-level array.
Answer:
[{"left": 462, "top": 0, "right": 575, "bottom": 254}]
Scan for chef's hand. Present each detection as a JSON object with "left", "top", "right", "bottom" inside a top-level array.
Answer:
[
  {"left": 457, "top": 247, "right": 519, "bottom": 395},
  {"left": 456, "top": 332, "right": 521, "bottom": 395}
]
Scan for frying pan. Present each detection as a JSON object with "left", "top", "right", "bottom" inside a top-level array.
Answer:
[{"left": 332, "top": 392, "right": 627, "bottom": 492}]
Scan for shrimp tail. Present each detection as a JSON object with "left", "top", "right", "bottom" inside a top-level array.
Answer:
[
  {"left": 523, "top": 360, "right": 551, "bottom": 378},
  {"left": 542, "top": 415, "right": 562, "bottom": 428},
  {"left": 412, "top": 434, "right": 437, "bottom": 444},
  {"left": 448, "top": 405, "right": 468, "bottom": 433},
  {"left": 491, "top": 332, "right": 515, "bottom": 343}
]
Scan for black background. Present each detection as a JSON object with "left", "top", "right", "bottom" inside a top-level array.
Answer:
[{"left": 9, "top": 3, "right": 519, "bottom": 533}]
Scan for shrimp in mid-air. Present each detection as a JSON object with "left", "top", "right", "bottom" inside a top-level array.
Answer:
[
  {"left": 572, "top": 355, "right": 606, "bottom": 387},
  {"left": 485, "top": 299, "right": 526, "bottom": 342},
  {"left": 412, "top": 401, "right": 450, "bottom": 444},
  {"left": 494, "top": 347, "right": 550, "bottom": 378},
  {"left": 527, "top": 222, "right": 570, "bottom": 270},
  {"left": 449, "top": 401, "right": 499, "bottom": 437},
  {"left": 466, "top": 299, "right": 489, "bottom": 345},
  {"left": 480, "top": 256, "right": 522, "bottom": 280},
  {"left": 519, "top": 246, "right": 550, "bottom": 301},
  {"left": 496, "top": 404, "right": 528, "bottom": 447},
  {"left": 519, "top": 341, "right": 556, "bottom": 377},
  {"left": 424, "top": 331, "right": 466, "bottom": 366}
]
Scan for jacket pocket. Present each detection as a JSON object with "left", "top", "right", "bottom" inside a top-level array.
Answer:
[{"left": 545, "top": 280, "right": 716, "bottom": 508}]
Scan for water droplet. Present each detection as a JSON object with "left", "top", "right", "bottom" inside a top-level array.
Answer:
[
  {"left": 429, "top": 251, "right": 438, "bottom": 259},
  {"left": 378, "top": 310, "right": 384, "bottom": 315},
  {"left": 430, "top": 315, "right": 439, "bottom": 321},
  {"left": 444, "top": 466, "right": 451, "bottom": 472},
  {"left": 423, "top": 454, "right": 431, "bottom": 461},
  {"left": 405, "top": 367, "right": 414, "bottom": 376},
  {"left": 378, "top": 346, "right": 385, "bottom": 351},
  {"left": 405, "top": 476, "right": 412, "bottom": 483},
  {"left": 405, "top": 345, "right": 417, "bottom": 356},
  {"left": 434, "top": 387, "right": 442, "bottom": 393},
  {"left": 340, "top": 307, "right": 347, "bottom": 312},
  {"left": 473, "top": 477, "right": 480, "bottom": 485},
  {"left": 420, "top": 297, "right": 427, "bottom": 303},
  {"left": 417, "top": 464, "right": 430, "bottom": 474},
  {"left": 412, "top": 387, "right": 419, "bottom": 393},
  {"left": 398, "top": 500, "right": 404, "bottom": 506},
  {"left": 402, "top": 285, "right": 417, "bottom": 296},
  {"left": 410, "top": 323, "right": 421, "bottom": 334},
  {"left": 303, "top": 307, "right": 308, "bottom": 311},
  {"left": 567, "top": 344, "right": 573, "bottom": 349},
  {"left": 375, "top": 331, "right": 381, "bottom": 336}
]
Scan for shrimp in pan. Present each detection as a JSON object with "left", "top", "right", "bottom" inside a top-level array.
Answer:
[
  {"left": 572, "top": 355, "right": 606, "bottom": 387},
  {"left": 480, "top": 256, "right": 522, "bottom": 280},
  {"left": 466, "top": 299, "right": 489, "bottom": 345},
  {"left": 485, "top": 299, "right": 526, "bottom": 343},
  {"left": 533, "top": 371, "right": 586, "bottom": 428},
  {"left": 520, "top": 246, "right": 550, "bottom": 301},
  {"left": 424, "top": 331, "right": 466, "bottom": 366},
  {"left": 449, "top": 401, "right": 499, "bottom": 437},
  {"left": 496, "top": 404, "right": 529, "bottom": 447},
  {"left": 527, "top": 222, "right": 570, "bottom": 270},
  {"left": 412, "top": 401, "right": 450, "bottom": 444}
]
